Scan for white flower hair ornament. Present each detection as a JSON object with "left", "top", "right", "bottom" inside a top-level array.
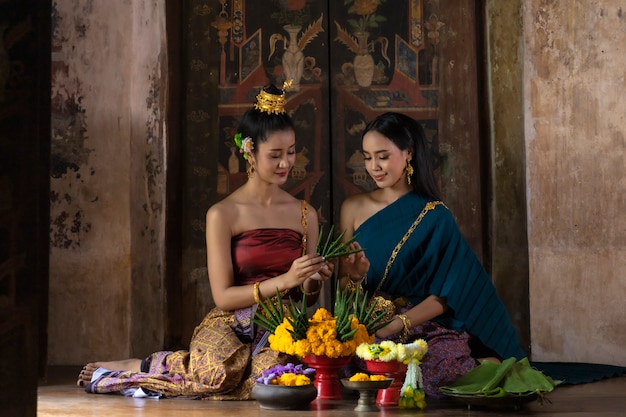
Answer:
[{"left": 234, "top": 133, "right": 254, "bottom": 160}]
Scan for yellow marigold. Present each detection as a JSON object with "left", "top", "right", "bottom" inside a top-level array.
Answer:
[
  {"left": 276, "top": 373, "right": 311, "bottom": 386},
  {"left": 265, "top": 307, "right": 374, "bottom": 358},
  {"left": 348, "top": 373, "right": 388, "bottom": 382},
  {"left": 353, "top": 0, "right": 379, "bottom": 16},
  {"left": 351, "top": 321, "right": 373, "bottom": 346},
  {"left": 293, "top": 339, "right": 312, "bottom": 358},
  {"left": 311, "top": 307, "right": 333, "bottom": 321},
  {"left": 269, "top": 320, "right": 298, "bottom": 355},
  {"left": 349, "top": 373, "right": 371, "bottom": 382}
]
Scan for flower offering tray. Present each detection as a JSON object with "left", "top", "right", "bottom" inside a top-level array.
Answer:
[
  {"left": 341, "top": 378, "right": 394, "bottom": 412},
  {"left": 251, "top": 383, "right": 318, "bottom": 410}
]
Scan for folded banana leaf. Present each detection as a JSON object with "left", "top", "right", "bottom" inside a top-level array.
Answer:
[
  {"left": 439, "top": 357, "right": 560, "bottom": 398},
  {"left": 503, "top": 358, "right": 560, "bottom": 395}
]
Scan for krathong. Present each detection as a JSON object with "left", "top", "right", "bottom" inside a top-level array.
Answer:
[
  {"left": 356, "top": 340, "right": 429, "bottom": 409},
  {"left": 253, "top": 283, "right": 387, "bottom": 358}
]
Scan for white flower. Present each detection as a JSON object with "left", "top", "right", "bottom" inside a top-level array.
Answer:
[
  {"left": 356, "top": 343, "right": 375, "bottom": 360},
  {"left": 241, "top": 137, "right": 254, "bottom": 154},
  {"left": 378, "top": 340, "right": 398, "bottom": 362}
]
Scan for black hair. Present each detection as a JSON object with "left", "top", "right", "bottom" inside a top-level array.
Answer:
[
  {"left": 236, "top": 85, "right": 295, "bottom": 153},
  {"left": 362, "top": 112, "right": 442, "bottom": 201}
]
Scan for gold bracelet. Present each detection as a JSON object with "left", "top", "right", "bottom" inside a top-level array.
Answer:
[
  {"left": 344, "top": 273, "right": 366, "bottom": 293},
  {"left": 300, "top": 280, "right": 322, "bottom": 296},
  {"left": 253, "top": 282, "right": 262, "bottom": 304},
  {"left": 395, "top": 314, "right": 412, "bottom": 341}
]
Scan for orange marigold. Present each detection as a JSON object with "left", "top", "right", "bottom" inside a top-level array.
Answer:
[{"left": 349, "top": 373, "right": 371, "bottom": 382}]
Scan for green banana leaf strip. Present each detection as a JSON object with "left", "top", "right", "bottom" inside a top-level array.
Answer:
[
  {"left": 323, "top": 229, "right": 346, "bottom": 257},
  {"left": 324, "top": 246, "right": 365, "bottom": 259},
  {"left": 315, "top": 224, "right": 365, "bottom": 259},
  {"left": 317, "top": 224, "right": 334, "bottom": 255}
]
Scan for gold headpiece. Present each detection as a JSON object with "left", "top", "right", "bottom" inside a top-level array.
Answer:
[{"left": 254, "top": 80, "right": 293, "bottom": 115}]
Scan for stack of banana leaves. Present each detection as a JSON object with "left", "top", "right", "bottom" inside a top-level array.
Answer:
[{"left": 439, "top": 357, "right": 560, "bottom": 403}]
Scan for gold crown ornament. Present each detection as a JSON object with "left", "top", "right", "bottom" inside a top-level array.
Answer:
[{"left": 254, "top": 80, "right": 293, "bottom": 115}]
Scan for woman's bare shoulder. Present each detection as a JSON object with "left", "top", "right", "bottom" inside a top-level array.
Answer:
[
  {"left": 206, "top": 194, "right": 239, "bottom": 226},
  {"left": 341, "top": 191, "right": 378, "bottom": 210},
  {"left": 341, "top": 190, "right": 388, "bottom": 231},
  {"left": 303, "top": 200, "right": 318, "bottom": 227}
]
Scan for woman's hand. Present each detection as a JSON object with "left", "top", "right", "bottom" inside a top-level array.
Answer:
[
  {"left": 315, "top": 258, "right": 334, "bottom": 282},
  {"left": 374, "top": 297, "right": 446, "bottom": 339},
  {"left": 341, "top": 241, "right": 370, "bottom": 278},
  {"left": 374, "top": 317, "right": 404, "bottom": 339},
  {"left": 284, "top": 253, "right": 327, "bottom": 289}
]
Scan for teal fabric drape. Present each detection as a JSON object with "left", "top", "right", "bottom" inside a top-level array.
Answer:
[{"left": 355, "top": 192, "right": 526, "bottom": 361}]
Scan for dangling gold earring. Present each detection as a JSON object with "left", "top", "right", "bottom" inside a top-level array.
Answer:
[
  {"left": 247, "top": 164, "right": 255, "bottom": 179},
  {"left": 405, "top": 161, "right": 414, "bottom": 185}
]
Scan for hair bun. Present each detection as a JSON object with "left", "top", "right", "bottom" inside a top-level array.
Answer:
[{"left": 253, "top": 81, "right": 293, "bottom": 114}]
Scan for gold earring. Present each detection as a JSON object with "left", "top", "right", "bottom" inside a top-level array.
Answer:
[
  {"left": 405, "top": 161, "right": 414, "bottom": 185},
  {"left": 247, "top": 164, "right": 255, "bottom": 179}
]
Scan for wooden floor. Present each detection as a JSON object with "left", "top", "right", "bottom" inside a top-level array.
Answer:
[{"left": 38, "top": 366, "right": 626, "bottom": 416}]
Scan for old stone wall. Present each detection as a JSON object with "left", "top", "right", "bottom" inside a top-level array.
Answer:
[
  {"left": 48, "top": 0, "right": 167, "bottom": 364},
  {"left": 524, "top": 1, "right": 626, "bottom": 365},
  {"left": 484, "top": 0, "right": 531, "bottom": 354}
]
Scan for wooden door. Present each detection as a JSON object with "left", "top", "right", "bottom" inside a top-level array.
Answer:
[
  {"left": 329, "top": 0, "right": 485, "bottom": 257},
  {"left": 176, "top": 0, "right": 485, "bottom": 345}
]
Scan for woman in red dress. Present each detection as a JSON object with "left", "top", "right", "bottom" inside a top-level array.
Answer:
[{"left": 76, "top": 84, "right": 333, "bottom": 399}]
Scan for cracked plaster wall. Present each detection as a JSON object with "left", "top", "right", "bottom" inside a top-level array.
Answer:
[
  {"left": 48, "top": 0, "right": 167, "bottom": 364},
  {"left": 524, "top": 1, "right": 626, "bottom": 365}
]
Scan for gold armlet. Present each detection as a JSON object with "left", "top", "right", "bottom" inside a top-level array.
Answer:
[
  {"left": 300, "top": 280, "right": 322, "bottom": 296},
  {"left": 253, "top": 282, "right": 262, "bottom": 304}
]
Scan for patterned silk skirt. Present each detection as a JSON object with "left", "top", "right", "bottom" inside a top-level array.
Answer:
[{"left": 86, "top": 308, "right": 290, "bottom": 399}]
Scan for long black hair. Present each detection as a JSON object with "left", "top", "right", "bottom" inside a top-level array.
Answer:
[
  {"left": 362, "top": 112, "right": 441, "bottom": 201},
  {"left": 236, "top": 84, "right": 295, "bottom": 154}
]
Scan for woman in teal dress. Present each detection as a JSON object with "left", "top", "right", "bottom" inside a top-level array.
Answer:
[{"left": 339, "top": 112, "right": 526, "bottom": 397}]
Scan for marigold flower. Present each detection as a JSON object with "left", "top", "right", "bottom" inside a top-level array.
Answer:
[
  {"left": 255, "top": 284, "right": 378, "bottom": 358},
  {"left": 277, "top": 373, "right": 311, "bottom": 386},
  {"left": 349, "top": 373, "right": 371, "bottom": 382}
]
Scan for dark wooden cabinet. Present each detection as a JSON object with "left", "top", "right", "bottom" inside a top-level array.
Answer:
[{"left": 0, "top": 0, "right": 50, "bottom": 415}]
